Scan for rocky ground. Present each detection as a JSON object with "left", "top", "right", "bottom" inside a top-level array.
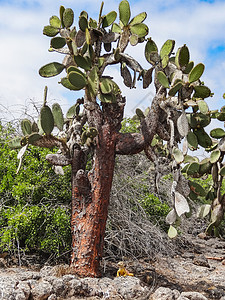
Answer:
[{"left": 0, "top": 234, "right": 224, "bottom": 300}]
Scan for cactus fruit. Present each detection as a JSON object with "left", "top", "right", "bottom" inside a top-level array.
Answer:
[
  {"left": 102, "top": 11, "right": 117, "bottom": 28},
  {"left": 52, "top": 103, "right": 64, "bottom": 131},
  {"left": 160, "top": 39, "right": 175, "bottom": 60},
  {"left": 63, "top": 8, "right": 74, "bottom": 28},
  {"left": 188, "top": 63, "right": 205, "bottom": 84},
  {"left": 21, "top": 119, "right": 32, "bottom": 136},
  {"left": 157, "top": 71, "right": 170, "bottom": 88},
  {"left": 39, "top": 62, "right": 65, "bottom": 78},
  {"left": 119, "top": 0, "right": 131, "bottom": 26},
  {"left": 40, "top": 105, "right": 54, "bottom": 135}
]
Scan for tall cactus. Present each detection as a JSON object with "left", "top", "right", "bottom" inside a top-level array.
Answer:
[{"left": 7, "top": 0, "right": 224, "bottom": 276}]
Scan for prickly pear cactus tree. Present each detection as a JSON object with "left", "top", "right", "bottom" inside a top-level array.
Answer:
[{"left": 8, "top": 0, "right": 224, "bottom": 276}]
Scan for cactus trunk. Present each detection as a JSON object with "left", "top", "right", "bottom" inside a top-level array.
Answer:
[{"left": 70, "top": 127, "right": 116, "bottom": 277}]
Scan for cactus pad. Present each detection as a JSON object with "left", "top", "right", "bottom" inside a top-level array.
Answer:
[
  {"left": 102, "top": 11, "right": 117, "bottom": 28},
  {"left": 129, "top": 12, "right": 147, "bottom": 25},
  {"left": 119, "top": 0, "right": 131, "bottom": 26},
  {"left": 157, "top": 71, "right": 170, "bottom": 88},
  {"left": 21, "top": 119, "right": 32, "bottom": 136},
  {"left": 160, "top": 39, "right": 175, "bottom": 59},
  {"left": 43, "top": 25, "right": 59, "bottom": 37},
  {"left": 210, "top": 128, "right": 225, "bottom": 139},
  {"left": 188, "top": 63, "right": 205, "bottom": 84},
  {"left": 63, "top": 8, "right": 74, "bottom": 28},
  {"left": 49, "top": 16, "right": 61, "bottom": 28},
  {"left": 68, "top": 70, "right": 87, "bottom": 90},
  {"left": 130, "top": 23, "right": 148, "bottom": 38},
  {"left": 39, "top": 62, "right": 65, "bottom": 78},
  {"left": 52, "top": 103, "right": 64, "bottom": 131},
  {"left": 40, "top": 105, "right": 54, "bottom": 135},
  {"left": 50, "top": 37, "right": 66, "bottom": 49}
]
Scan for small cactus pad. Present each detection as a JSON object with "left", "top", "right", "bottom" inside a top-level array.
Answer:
[
  {"left": 43, "top": 25, "right": 59, "bottom": 37},
  {"left": 188, "top": 63, "right": 205, "bottom": 84},
  {"left": 210, "top": 128, "right": 225, "bottom": 139},
  {"left": 189, "top": 181, "right": 206, "bottom": 197},
  {"left": 119, "top": 0, "right": 131, "bottom": 26},
  {"left": 102, "top": 11, "right": 117, "bottom": 28},
  {"left": 49, "top": 16, "right": 61, "bottom": 28},
  {"left": 186, "top": 162, "right": 200, "bottom": 176},
  {"left": 194, "top": 85, "right": 211, "bottom": 99},
  {"left": 27, "top": 133, "right": 42, "bottom": 144},
  {"left": 100, "top": 78, "right": 113, "bottom": 94},
  {"left": 157, "top": 71, "right": 170, "bottom": 88},
  {"left": 168, "top": 225, "right": 177, "bottom": 239},
  {"left": 210, "top": 149, "right": 221, "bottom": 164},
  {"left": 197, "top": 100, "right": 209, "bottom": 114},
  {"left": 187, "top": 131, "right": 198, "bottom": 150},
  {"left": 52, "top": 103, "right": 64, "bottom": 131},
  {"left": 50, "top": 37, "right": 66, "bottom": 49},
  {"left": 174, "top": 191, "right": 190, "bottom": 217},
  {"left": 175, "top": 44, "right": 189, "bottom": 69},
  {"left": 68, "top": 70, "right": 87, "bottom": 90},
  {"left": 172, "top": 147, "right": 184, "bottom": 164},
  {"left": 63, "top": 8, "right": 74, "bottom": 28},
  {"left": 160, "top": 39, "right": 175, "bottom": 59},
  {"left": 166, "top": 209, "right": 177, "bottom": 225},
  {"left": 130, "top": 23, "right": 148, "bottom": 38},
  {"left": 40, "top": 105, "right": 54, "bottom": 135},
  {"left": 168, "top": 82, "right": 183, "bottom": 96},
  {"left": 21, "top": 119, "right": 32, "bottom": 135},
  {"left": 145, "top": 39, "right": 158, "bottom": 64},
  {"left": 129, "top": 12, "right": 147, "bottom": 25},
  {"left": 39, "top": 62, "right": 65, "bottom": 78},
  {"left": 8, "top": 137, "right": 22, "bottom": 149}
]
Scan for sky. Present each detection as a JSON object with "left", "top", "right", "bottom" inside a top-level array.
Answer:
[{"left": 0, "top": 0, "right": 225, "bottom": 123}]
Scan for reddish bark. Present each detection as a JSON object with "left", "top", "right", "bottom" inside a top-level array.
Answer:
[{"left": 70, "top": 126, "right": 117, "bottom": 277}]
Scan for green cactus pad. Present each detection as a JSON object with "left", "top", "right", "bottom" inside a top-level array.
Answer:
[
  {"left": 210, "top": 128, "right": 225, "bottom": 139},
  {"left": 59, "top": 6, "right": 65, "bottom": 28},
  {"left": 68, "top": 70, "right": 87, "bottom": 90},
  {"left": 210, "top": 149, "right": 221, "bottom": 164},
  {"left": 188, "top": 63, "right": 205, "bottom": 84},
  {"left": 175, "top": 44, "right": 189, "bottom": 69},
  {"left": 40, "top": 105, "right": 54, "bottom": 135},
  {"left": 136, "top": 108, "right": 145, "bottom": 119},
  {"left": 39, "top": 62, "right": 65, "bottom": 78},
  {"left": 187, "top": 114, "right": 197, "bottom": 129},
  {"left": 27, "top": 133, "right": 42, "bottom": 144},
  {"left": 119, "top": 0, "right": 131, "bottom": 26},
  {"left": 168, "top": 82, "right": 183, "bottom": 96},
  {"left": 184, "top": 61, "right": 194, "bottom": 74},
  {"left": 102, "top": 11, "right": 117, "bottom": 28},
  {"left": 197, "top": 100, "right": 209, "bottom": 114},
  {"left": 98, "top": 92, "right": 116, "bottom": 103},
  {"left": 157, "top": 71, "right": 170, "bottom": 88},
  {"left": 21, "top": 119, "right": 32, "bottom": 135},
  {"left": 66, "top": 104, "right": 78, "bottom": 119},
  {"left": 183, "top": 155, "right": 198, "bottom": 163},
  {"left": 168, "top": 225, "right": 177, "bottom": 239},
  {"left": 160, "top": 39, "right": 175, "bottom": 59},
  {"left": 60, "top": 77, "right": 82, "bottom": 90},
  {"left": 219, "top": 165, "right": 225, "bottom": 176},
  {"left": 194, "top": 85, "right": 211, "bottom": 99},
  {"left": 43, "top": 25, "right": 59, "bottom": 37},
  {"left": 129, "top": 12, "right": 147, "bottom": 25},
  {"left": 79, "top": 16, "right": 88, "bottom": 32},
  {"left": 112, "top": 23, "right": 122, "bottom": 33},
  {"left": 195, "top": 128, "right": 212, "bottom": 148},
  {"left": 74, "top": 54, "right": 92, "bottom": 70},
  {"left": 100, "top": 78, "right": 113, "bottom": 94},
  {"left": 129, "top": 34, "right": 139, "bottom": 46},
  {"left": 50, "top": 37, "right": 66, "bottom": 49},
  {"left": 130, "top": 23, "right": 148, "bottom": 38},
  {"left": 52, "top": 103, "right": 64, "bottom": 131},
  {"left": 8, "top": 137, "right": 22, "bottom": 149},
  {"left": 195, "top": 113, "right": 211, "bottom": 127},
  {"left": 186, "top": 162, "right": 200, "bottom": 176},
  {"left": 49, "top": 16, "right": 61, "bottom": 28},
  {"left": 217, "top": 113, "right": 225, "bottom": 121},
  {"left": 199, "top": 158, "right": 211, "bottom": 175},
  {"left": 88, "top": 67, "right": 99, "bottom": 97},
  {"left": 172, "top": 147, "right": 184, "bottom": 164},
  {"left": 145, "top": 39, "right": 158, "bottom": 64},
  {"left": 189, "top": 181, "right": 206, "bottom": 197},
  {"left": 63, "top": 8, "right": 74, "bottom": 28}
]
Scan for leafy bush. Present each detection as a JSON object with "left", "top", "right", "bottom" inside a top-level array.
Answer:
[{"left": 0, "top": 205, "right": 71, "bottom": 254}]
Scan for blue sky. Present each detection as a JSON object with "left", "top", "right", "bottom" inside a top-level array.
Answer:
[{"left": 0, "top": 0, "right": 225, "bottom": 121}]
